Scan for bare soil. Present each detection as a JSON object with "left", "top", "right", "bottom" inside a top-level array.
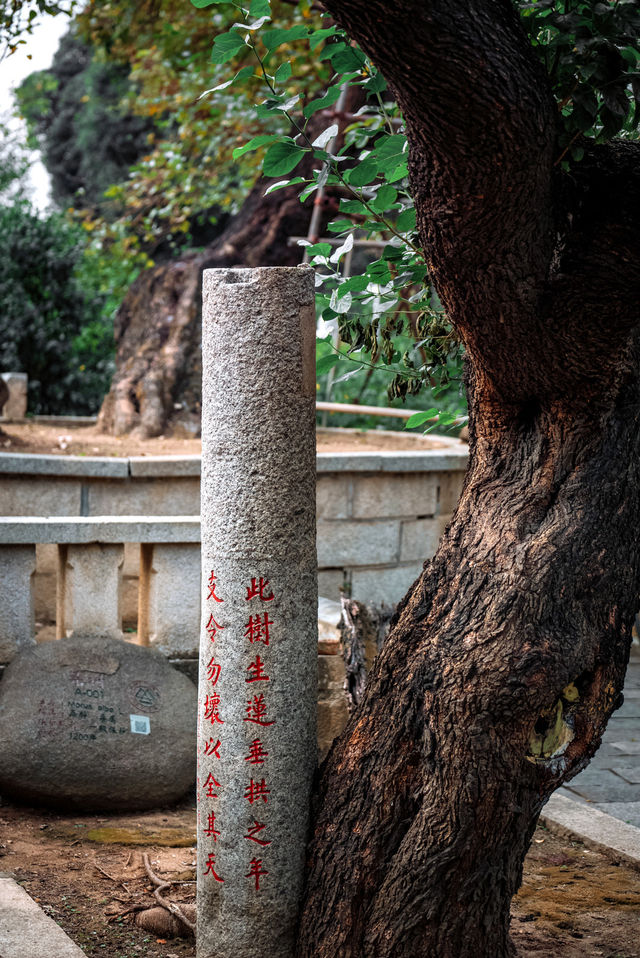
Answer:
[
  {"left": 0, "top": 420, "right": 455, "bottom": 458},
  {"left": 0, "top": 797, "right": 638, "bottom": 957}
]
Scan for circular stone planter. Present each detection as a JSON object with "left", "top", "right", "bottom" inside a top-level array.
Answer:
[{"left": 0, "top": 426, "right": 468, "bottom": 615}]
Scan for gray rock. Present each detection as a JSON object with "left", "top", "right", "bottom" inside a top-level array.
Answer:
[
  {"left": 0, "top": 372, "right": 27, "bottom": 419},
  {"left": 0, "top": 635, "right": 197, "bottom": 810}
]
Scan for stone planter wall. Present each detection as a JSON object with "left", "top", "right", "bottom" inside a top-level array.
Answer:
[{"left": 0, "top": 435, "right": 468, "bottom": 623}]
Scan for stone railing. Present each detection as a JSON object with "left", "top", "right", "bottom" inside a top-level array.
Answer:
[
  {"left": 0, "top": 517, "right": 201, "bottom": 664},
  {"left": 0, "top": 518, "right": 347, "bottom": 755},
  {"left": 0, "top": 436, "right": 468, "bottom": 618}
]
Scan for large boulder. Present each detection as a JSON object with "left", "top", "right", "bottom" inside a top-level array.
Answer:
[{"left": 0, "top": 635, "right": 197, "bottom": 810}]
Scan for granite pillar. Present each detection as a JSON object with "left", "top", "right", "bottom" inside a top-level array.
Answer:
[{"left": 197, "top": 266, "right": 317, "bottom": 958}]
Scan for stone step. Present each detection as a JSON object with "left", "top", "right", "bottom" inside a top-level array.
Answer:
[{"left": 0, "top": 872, "right": 87, "bottom": 957}]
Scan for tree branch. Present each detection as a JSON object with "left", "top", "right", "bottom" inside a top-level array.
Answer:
[{"left": 323, "top": 0, "right": 563, "bottom": 399}]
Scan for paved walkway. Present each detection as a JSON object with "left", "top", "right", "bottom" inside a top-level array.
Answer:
[
  {"left": 0, "top": 873, "right": 87, "bottom": 957},
  {"left": 559, "top": 645, "right": 640, "bottom": 826}
]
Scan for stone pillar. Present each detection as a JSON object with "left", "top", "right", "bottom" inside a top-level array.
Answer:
[
  {"left": 57, "top": 543, "right": 124, "bottom": 639},
  {"left": 0, "top": 372, "right": 28, "bottom": 419},
  {"left": 0, "top": 545, "right": 36, "bottom": 663},
  {"left": 197, "top": 267, "right": 317, "bottom": 958},
  {"left": 138, "top": 543, "right": 201, "bottom": 656}
]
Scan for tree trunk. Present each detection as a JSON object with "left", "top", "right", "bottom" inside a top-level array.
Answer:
[
  {"left": 97, "top": 180, "right": 317, "bottom": 436},
  {"left": 297, "top": 1, "right": 640, "bottom": 955}
]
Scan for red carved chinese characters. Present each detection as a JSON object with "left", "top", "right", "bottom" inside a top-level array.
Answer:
[
  {"left": 246, "top": 857, "right": 268, "bottom": 891},
  {"left": 244, "top": 693, "right": 274, "bottom": 727},
  {"left": 203, "top": 852, "right": 224, "bottom": 881},
  {"left": 244, "top": 612, "right": 273, "bottom": 646},
  {"left": 207, "top": 570, "right": 224, "bottom": 602},
  {"left": 244, "top": 778, "right": 270, "bottom": 804},
  {"left": 204, "top": 738, "right": 221, "bottom": 758},
  {"left": 205, "top": 614, "right": 224, "bottom": 641},
  {"left": 245, "top": 577, "right": 274, "bottom": 602},
  {"left": 201, "top": 572, "right": 226, "bottom": 881},
  {"left": 206, "top": 656, "right": 222, "bottom": 685},
  {"left": 204, "top": 811, "right": 221, "bottom": 840},
  {"left": 246, "top": 655, "right": 269, "bottom": 683},
  {"left": 245, "top": 738, "right": 268, "bottom": 765},
  {"left": 244, "top": 820, "right": 271, "bottom": 847},
  {"left": 203, "top": 772, "right": 221, "bottom": 798},
  {"left": 204, "top": 692, "right": 224, "bottom": 725}
]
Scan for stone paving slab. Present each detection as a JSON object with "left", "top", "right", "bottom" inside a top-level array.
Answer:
[
  {"left": 589, "top": 801, "right": 640, "bottom": 828},
  {"left": 542, "top": 793, "right": 640, "bottom": 869},
  {"left": 316, "top": 449, "right": 469, "bottom": 473},
  {"left": 0, "top": 515, "right": 201, "bottom": 543},
  {"left": 611, "top": 741, "right": 640, "bottom": 754},
  {"left": 560, "top": 647, "right": 640, "bottom": 826},
  {"left": 0, "top": 872, "right": 87, "bottom": 957}
]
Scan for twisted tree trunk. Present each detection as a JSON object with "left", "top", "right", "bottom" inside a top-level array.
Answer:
[
  {"left": 297, "top": 1, "right": 640, "bottom": 955},
  {"left": 97, "top": 180, "right": 315, "bottom": 436}
]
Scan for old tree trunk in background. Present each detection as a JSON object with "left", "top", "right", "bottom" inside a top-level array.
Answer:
[
  {"left": 298, "top": 1, "right": 640, "bottom": 957},
  {"left": 97, "top": 179, "right": 313, "bottom": 436}
]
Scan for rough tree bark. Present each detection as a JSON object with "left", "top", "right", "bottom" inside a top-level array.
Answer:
[
  {"left": 96, "top": 180, "right": 315, "bottom": 436},
  {"left": 297, "top": 2, "right": 640, "bottom": 956}
]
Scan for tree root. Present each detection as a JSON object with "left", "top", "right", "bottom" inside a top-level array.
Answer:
[{"left": 138, "top": 852, "right": 196, "bottom": 937}]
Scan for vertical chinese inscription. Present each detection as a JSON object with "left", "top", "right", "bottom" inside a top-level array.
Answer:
[
  {"left": 199, "top": 569, "right": 226, "bottom": 884},
  {"left": 241, "top": 577, "right": 276, "bottom": 891},
  {"left": 198, "top": 265, "right": 317, "bottom": 958}
]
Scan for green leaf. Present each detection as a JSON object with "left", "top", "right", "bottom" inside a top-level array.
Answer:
[
  {"left": 404, "top": 409, "right": 438, "bottom": 429},
  {"left": 340, "top": 275, "right": 369, "bottom": 292},
  {"left": 232, "top": 133, "right": 283, "bottom": 160},
  {"left": 191, "top": 0, "right": 227, "bottom": 6},
  {"left": 262, "top": 140, "right": 307, "bottom": 176},
  {"left": 333, "top": 364, "right": 365, "bottom": 384},
  {"left": 264, "top": 177, "right": 305, "bottom": 195},
  {"left": 326, "top": 219, "right": 354, "bottom": 233},
  {"left": 199, "top": 64, "right": 255, "bottom": 96},
  {"left": 369, "top": 184, "right": 398, "bottom": 212},
  {"left": 321, "top": 43, "right": 366, "bottom": 72},
  {"left": 210, "top": 31, "right": 247, "bottom": 64},
  {"left": 329, "top": 288, "right": 352, "bottom": 313},
  {"left": 311, "top": 124, "right": 339, "bottom": 149},
  {"left": 340, "top": 198, "right": 369, "bottom": 216},
  {"left": 230, "top": 16, "right": 270, "bottom": 31},
  {"left": 330, "top": 233, "right": 354, "bottom": 264},
  {"left": 274, "top": 61, "right": 292, "bottom": 84},
  {"left": 316, "top": 353, "right": 341, "bottom": 375},
  {"left": 309, "top": 26, "right": 339, "bottom": 51},
  {"left": 362, "top": 71, "right": 386, "bottom": 94},
  {"left": 249, "top": 0, "right": 271, "bottom": 15},
  {"left": 385, "top": 162, "right": 408, "bottom": 183},
  {"left": 303, "top": 84, "right": 342, "bottom": 119},
  {"left": 262, "top": 25, "right": 309, "bottom": 51},
  {"left": 396, "top": 208, "right": 417, "bottom": 231},
  {"left": 373, "top": 134, "right": 407, "bottom": 160},
  {"left": 346, "top": 157, "right": 378, "bottom": 187}
]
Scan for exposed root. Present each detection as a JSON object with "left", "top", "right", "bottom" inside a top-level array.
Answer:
[{"left": 141, "top": 852, "right": 196, "bottom": 937}]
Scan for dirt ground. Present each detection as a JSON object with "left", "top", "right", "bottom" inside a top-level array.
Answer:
[
  {"left": 1, "top": 797, "right": 639, "bottom": 957},
  {"left": 0, "top": 420, "right": 455, "bottom": 458}
]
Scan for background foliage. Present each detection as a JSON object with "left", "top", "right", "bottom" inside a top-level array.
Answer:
[
  {"left": 191, "top": 0, "right": 638, "bottom": 431},
  {"left": 4, "top": 0, "right": 638, "bottom": 424},
  {"left": 0, "top": 130, "right": 113, "bottom": 414}
]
